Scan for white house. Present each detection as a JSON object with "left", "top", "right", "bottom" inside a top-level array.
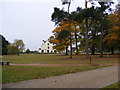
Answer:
[{"left": 38, "top": 40, "right": 56, "bottom": 53}]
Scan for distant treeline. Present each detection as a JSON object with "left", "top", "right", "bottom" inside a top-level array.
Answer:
[{"left": 0, "top": 35, "right": 38, "bottom": 55}]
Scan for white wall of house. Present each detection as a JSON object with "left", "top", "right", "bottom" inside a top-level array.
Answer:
[{"left": 38, "top": 40, "right": 55, "bottom": 53}]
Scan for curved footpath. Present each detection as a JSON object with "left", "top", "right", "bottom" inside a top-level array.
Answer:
[{"left": 3, "top": 65, "right": 119, "bottom": 88}]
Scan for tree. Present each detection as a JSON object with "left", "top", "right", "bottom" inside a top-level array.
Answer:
[
  {"left": 97, "top": 2, "right": 114, "bottom": 57},
  {"left": 7, "top": 44, "right": 18, "bottom": 55},
  {"left": 51, "top": 1, "right": 114, "bottom": 57},
  {"left": 51, "top": 5, "right": 73, "bottom": 59},
  {"left": 74, "top": 6, "right": 100, "bottom": 56},
  {"left": 74, "top": 6, "right": 97, "bottom": 58},
  {"left": 103, "top": 5, "right": 120, "bottom": 54},
  {"left": 0, "top": 35, "right": 9, "bottom": 55},
  {"left": 51, "top": 7, "right": 68, "bottom": 25},
  {"left": 72, "top": 21, "right": 80, "bottom": 55},
  {"left": 26, "top": 49, "right": 30, "bottom": 54},
  {"left": 57, "top": 30, "right": 70, "bottom": 55},
  {"left": 70, "top": 11, "right": 81, "bottom": 55},
  {"left": 50, "top": 21, "right": 70, "bottom": 54},
  {"left": 89, "top": 21, "right": 100, "bottom": 55},
  {"left": 13, "top": 39, "right": 25, "bottom": 56}
]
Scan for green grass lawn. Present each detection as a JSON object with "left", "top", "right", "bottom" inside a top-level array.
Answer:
[
  {"left": 101, "top": 82, "right": 120, "bottom": 89},
  {"left": 104, "top": 82, "right": 119, "bottom": 88},
  {"left": 2, "top": 54, "right": 118, "bottom": 65},
  {"left": 2, "top": 54, "right": 118, "bottom": 84},
  {"left": 3, "top": 65, "right": 104, "bottom": 84}
]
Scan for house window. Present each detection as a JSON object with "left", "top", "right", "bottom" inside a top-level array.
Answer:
[
  {"left": 48, "top": 47, "right": 49, "bottom": 49},
  {"left": 42, "top": 50, "right": 44, "bottom": 53},
  {"left": 47, "top": 50, "right": 49, "bottom": 53},
  {"left": 54, "top": 50, "right": 56, "bottom": 53},
  {"left": 48, "top": 43, "right": 49, "bottom": 45},
  {"left": 39, "top": 48, "right": 41, "bottom": 50}
]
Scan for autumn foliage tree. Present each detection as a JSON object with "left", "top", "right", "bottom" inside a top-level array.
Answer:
[
  {"left": 49, "top": 21, "right": 70, "bottom": 54},
  {"left": 49, "top": 20, "right": 81, "bottom": 55},
  {"left": 103, "top": 5, "right": 120, "bottom": 54},
  {"left": 50, "top": 1, "right": 118, "bottom": 58}
]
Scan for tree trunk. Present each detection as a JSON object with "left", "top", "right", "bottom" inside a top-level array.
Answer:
[
  {"left": 85, "top": 18, "right": 89, "bottom": 59},
  {"left": 75, "top": 26, "right": 78, "bottom": 55},
  {"left": 69, "top": 35, "right": 72, "bottom": 59},
  {"left": 65, "top": 45, "right": 68, "bottom": 55},
  {"left": 68, "top": 2, "right": 72, "bottom": 59},
  {"left": 85, "top": 1, "right": 89, "bottom": 59},
  {"left": 91, "top": 49, "right": 95, "bottom": 55},
  {"left": 100, "top": 27, "right": 103, "bottom": 57},
  {"left": 111, "top": 47, "right": 114, "bottom": 54},
  {"left": 91, "top": 45, "right": 95, "bottom": 55}
]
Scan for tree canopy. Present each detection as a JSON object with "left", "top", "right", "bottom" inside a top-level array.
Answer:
[
  {"left": 50, "top": 1, "right": 118, "bottom": 58},
  {"left": 0, "top": 35, "right": 9, "bottom": 55}
]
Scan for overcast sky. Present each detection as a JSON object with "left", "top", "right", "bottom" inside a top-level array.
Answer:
[{"left": 0, "top": 0, "right": 118, "bottom": 51}]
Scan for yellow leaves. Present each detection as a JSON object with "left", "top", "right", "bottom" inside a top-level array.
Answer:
[
  {"left": 52, "top": 27, "right": 61, "bottom": 33},
  {"left": 109, "top": 26, "right": 120, "bottom": 40},
  {"left": 110, "top": 33, "right": 118, "bottom": 40},
  {"left": 110, "top": 26, "right": 120, "bottom": 32},
  {"left": 70, "top": 20, "right": 79, "bottom": 26},
  {"left": 64, "top": 37, "right": 69, "bottom": 40},
  {"left": 52, "top": 20, "right": 80, "bottom": 33},
  {"left": 62, "top": 24, "right": 69, "bottom": 27},
  {"left": 50, "top": 39, "right": 59, "bottom": 43},
  {"left": 103, "top": 26, "right": 120, "bottom": 43},
  {"left": 59, "top": 20, "right": 69, "bottom": 25},
  {"left": 108, "top": 7, "right": 120, "bottom": 26},
  {"left": 61, "top": 39, "right": 69, "bottom": 44},
  {"left": 49, "top": 36, "right": 55, "bottom": 43},
  {"left": 49, "top": 36, "right": 54, "bottom": 39},
  {"left": 61, "top": 39, "right": 66, "bottom": 43},
  {"left": 51, "top": 20, "right": 81, "bottom": 52},
  {"left": 65, "top": 41, "right": 70, "bottom": 44},
  {"left": 71, "top": 34, "right": 75, "bottom": 37},
  {"left": 104, "top": 7, "right": 120, "bottom": 46},
  {"left": 53, "top": 45, "right": 65, "bottom": 52}
]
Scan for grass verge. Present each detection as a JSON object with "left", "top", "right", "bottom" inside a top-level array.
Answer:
[
  {"left": 102, "top": 82, "right": 120, "bottom": 89},
  {"left": 3, "top": 65, "right": 105, "bottom": 84}
]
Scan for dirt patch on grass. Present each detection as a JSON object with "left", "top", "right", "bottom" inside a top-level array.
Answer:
[
  {"left": 11, "top": 64, "right": 89, "bottom": 66},
  {"left": 10, "top": 63, "right": 117, "bottom": 66}
]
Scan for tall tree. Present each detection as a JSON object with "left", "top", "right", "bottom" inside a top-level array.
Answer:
[
  {"left": 51, "top": 6, "right": 74, "bottom": 58},
  {"left": 85, "top": 0, "right": 89, "bottom": 59},
  {"left": 61, "top": 0, "right": 73, "bottom": 58},
  {"left": 89, "top": 21, "right": 100, "bottom": 55},
  {"left": 74, "top": 6, "right": 100, "bottom": 56},
  {"left": 70, "top": 12, "right": 81, "bottom": 55},
  {"left": 97, "top": 2, "right": 114, "bottom": 57},
  {"left": 51, "top": 7, "right": 68, "bottom": 25},
  {"left": 7, "top": 44, "right": 18, "bottom": 55},
  {"left": 13, "top": 39, "right": 25, "bottom": 56},
  {"left": 103, "top": 5, "right": 120, "bottom": 54},
  {"left": 50, "top": 21, "right": 71, "bottom": 54}
]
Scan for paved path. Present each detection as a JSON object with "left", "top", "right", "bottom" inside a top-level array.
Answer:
[{"left": 3, "top": 65, "right": 119, "bottom": 88}]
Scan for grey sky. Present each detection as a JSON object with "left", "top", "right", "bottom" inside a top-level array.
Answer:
[{"left": 0, "top": 0, "right": 118, "bottom": 51}]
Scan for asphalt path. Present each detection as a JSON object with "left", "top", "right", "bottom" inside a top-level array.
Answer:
[{"left": 3, "top": 65, "right": 119, "bottom": 88}]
